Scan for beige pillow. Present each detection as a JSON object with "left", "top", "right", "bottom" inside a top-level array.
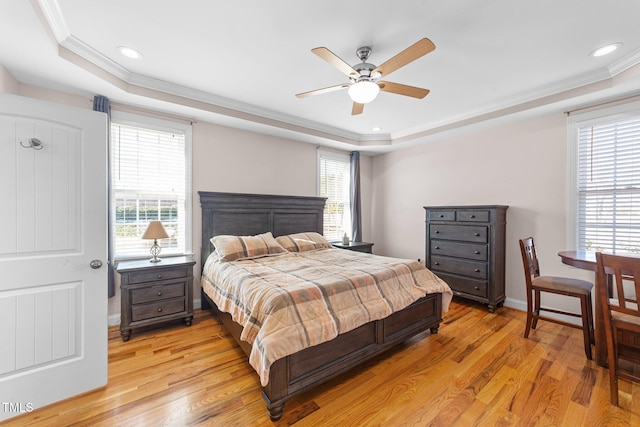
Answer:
[
  {"left": 211, "top": 232, "right": 286, "bottom": 261},
  {"left": 276, "top": 232, "right": 333, "bottom": 252}
]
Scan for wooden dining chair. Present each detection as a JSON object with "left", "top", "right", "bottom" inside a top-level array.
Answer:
[
  {"left": 595, "top": 252, "right": 640, "bottom": 406},
  {"left": 518, "top": 237, "right": 595, "bottom": 359}
]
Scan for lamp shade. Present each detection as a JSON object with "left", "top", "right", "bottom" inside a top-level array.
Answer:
[
  {"left": 142, "top": 221, "right": 169, "bottom": 240},
  {"left": 348, "top": 81, "right": 380, "bottom": 104}
]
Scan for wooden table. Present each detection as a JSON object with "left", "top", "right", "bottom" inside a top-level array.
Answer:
[{"left": 557, "top": 251, "right": 607, "bottom": 365}]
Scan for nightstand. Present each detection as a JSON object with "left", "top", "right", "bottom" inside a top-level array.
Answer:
[
  {"left": 331, "top": 241, "right": 374, "bottom": 253},
  {"left": 117, "top": 255, "right": 196, "bottom": 342}
]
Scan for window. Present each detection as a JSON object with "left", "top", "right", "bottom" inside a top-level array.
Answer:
[
  {"left": 318, "top": 150, "right": 351, "bottom": 242},
  {"left": 568, "top": 101, "right": 640, "bottom": 254},
  {"left": 111, "top": 112, "right": 192, "bottom": 259}
]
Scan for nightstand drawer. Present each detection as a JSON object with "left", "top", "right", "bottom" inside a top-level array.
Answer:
[
  {"left": 126, "top": 266, "right": 191, "bottom": 284},
  {"left": 131, "top": 282, "right": 185, "bottom": 304},
  {"left": 131, "top": 298, "right": 186, "bottom": 322}
]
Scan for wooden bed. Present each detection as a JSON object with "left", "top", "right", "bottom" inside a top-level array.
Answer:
[{"left": 199, "top": 191, "right": 444, "bottom": 421}]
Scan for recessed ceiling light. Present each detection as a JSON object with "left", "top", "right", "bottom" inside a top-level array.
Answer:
[
  {"left": 372, "top": 127, "right": 382, "bottom": 132},
  {"left": 118, "top": 46, "right": 143, "bottom": 59},
  {"left": 590, "top": 42, "right": 622, "bottom": 57}
]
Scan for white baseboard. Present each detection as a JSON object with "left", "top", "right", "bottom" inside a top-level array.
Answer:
[
  {"left": 503, "top": 297, "right": 526, "bottom": 312},
  {"left": 108, "top": 314, "right": 120, "bottom": 327}
]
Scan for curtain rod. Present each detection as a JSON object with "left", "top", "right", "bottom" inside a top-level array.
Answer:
[
  {"left": 89, "top": 98, "right": 197, "bottom": 125},
  {"left": 565, "top": 92, "right": 640, "bottom": 116}
]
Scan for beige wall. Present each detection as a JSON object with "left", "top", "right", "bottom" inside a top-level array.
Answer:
[
  {"left": 191, "top": 120, "right": 373, "bottom": 267},
  {"left": 371, "top": 113, "right": 593, "bottom": 312},
  {"left": 3, "top": 73, "right": 590, "bottom": 318},
  {"left": 1, "top": 80, "right": 373, "bottom": 321}
]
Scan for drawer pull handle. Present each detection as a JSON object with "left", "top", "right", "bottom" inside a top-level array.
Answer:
[
  {"left": 474, "top": 286, "right": 480, "bottom": 290},
  {"left": 474, "top": 251, "right": 480, "bottom": 254},
  {"left": 157, "top": 307, "right": 163, "bottom": 312},
  {"left": 439, "top": 214, "right": 444, "bottom": 218},
  {"left": 157, "top": 274, "right": 163, "bottom": 279},
  {"left": 474, "top": 233, "right": 480, "bottom": 237},
  {"left": 434, "top": 262, "right": 440, "bottom": 265},
  {"left": 469, "top": 214, "right": 476, "bottom": 218},
  {"left": 435, "top": 246, "right": 440, "bottom": 250},
  {"left": 157, "top": 291, "right": 163, "bottom": 296},
  {"left": 435, "top": 230, "right": 440, "bottom": 234},
  {"left": 474, "top": 269, "right": 480, "bottom": 272}
]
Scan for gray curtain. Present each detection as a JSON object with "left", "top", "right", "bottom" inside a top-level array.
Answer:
[
  {"left": 92, "top": 95, "right": 115, "bottom": 298},
  {"left": 350, "top": 151, "right": 362, "bottom": 242}
]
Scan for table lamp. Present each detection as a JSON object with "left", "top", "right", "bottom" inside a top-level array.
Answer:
[{"left": 142, "top": 221, "right": 169, "bottom": 263}]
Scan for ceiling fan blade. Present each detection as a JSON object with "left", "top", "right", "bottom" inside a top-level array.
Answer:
[
  {"left": 296, "top": 83, "right": 350, "bottom": 98},
  {"left": 372, "top": 38, "right": 435, "bottom": 77},
  {"left": 378, "top": 81, "right": 430, "bottom": 99},
  {"left": 312, "top": 47, "right": 361, "bottom": 78},
  {"left": 352, "top": 102, "right": 364, "bottom": 115}
]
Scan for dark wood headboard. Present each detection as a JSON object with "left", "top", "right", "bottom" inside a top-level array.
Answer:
[{"left": 199, "top": 191, "right": 327, "bottom": 265}]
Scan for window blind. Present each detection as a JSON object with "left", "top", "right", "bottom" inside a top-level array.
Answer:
[
  {"left": 576, "top": 115, "right": 640, "bottom": 254},
  {"left": 318, "top": 151, "right": 351, "bottom": 241},
  {"left": 111, "top": 120, "right": 189, "bottom": 258}
]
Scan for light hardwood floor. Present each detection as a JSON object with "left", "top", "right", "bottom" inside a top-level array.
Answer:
[{"left": 5, "top": 299, "right": 640, "bottom": 426}]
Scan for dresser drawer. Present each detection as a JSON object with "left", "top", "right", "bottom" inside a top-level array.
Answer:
[
  {"left": 437, "top": 273, "right": 488, "bottom": 298},
  {"left": 126, "top": 266, "right": 191, "bottom": 284},
  {"left": 431, "top": 255, "right": 487, "bottom": 279},
  {"left": 131, "top": 298, "right": 186, "bottom": 322},
  {"left": 430, "top": 240, "right": 487, "bottom": 261},
  {"left": 428, "top": 210, "right": 456, "bottom": 221},
  {"left": 457, "top": 210, "right": 490, "bottom": 222},
  {"left": 430, "top": 224, "right": 487, "bottom": 243},
  {"left": 131, "top": 282, "right": 185, "bottom": 304}
]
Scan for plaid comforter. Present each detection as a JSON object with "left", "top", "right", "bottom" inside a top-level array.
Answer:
[{"left": 201, "top": 248, "right": 452, "bottom": 386}]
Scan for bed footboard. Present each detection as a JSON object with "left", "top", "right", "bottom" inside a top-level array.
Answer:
[{"left": 202, "top": 289, "right": 442, "bottom": 421}]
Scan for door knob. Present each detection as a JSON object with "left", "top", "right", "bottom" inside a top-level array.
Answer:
[{"left": 90, "top": 259, "right": 103, "bottom": 269}]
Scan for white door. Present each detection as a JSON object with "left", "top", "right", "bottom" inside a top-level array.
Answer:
[{"left": 0, "top": 94, "right": 108, "bottom": 421}]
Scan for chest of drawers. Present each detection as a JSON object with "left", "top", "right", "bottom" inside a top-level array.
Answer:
[
  {"left": 424, "top": 206, "right": 508, "bottom": 312},
  {"left": 117, "top": 255, "right": 196, "bottom": 341}
]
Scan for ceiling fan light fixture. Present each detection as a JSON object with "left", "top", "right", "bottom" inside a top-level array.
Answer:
[{"left": 348, "top": 80, "right": 380, "bottom": 104}]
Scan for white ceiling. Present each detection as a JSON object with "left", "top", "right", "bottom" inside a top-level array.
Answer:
[{"left": 3, "top": 0, "right": 640, "bottom": 153}]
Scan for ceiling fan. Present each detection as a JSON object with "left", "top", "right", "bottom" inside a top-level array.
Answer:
[{"left": 296, "top": 38, "right": 435, "bottom": 115}]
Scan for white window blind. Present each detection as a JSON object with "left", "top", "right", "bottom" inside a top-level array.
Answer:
[
  {"left": 318, "top": 150, "right": 351, "bottom": 241},
  {"left": 111, "top": 113, "right": 192, "bottom": 259},
  {"left": 575, "top": 114, "right": 640, "bottom": 254}
]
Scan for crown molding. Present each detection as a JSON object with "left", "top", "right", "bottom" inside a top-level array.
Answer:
[{"left": 34, "top": 0, "right": 640, "bottom": 152}]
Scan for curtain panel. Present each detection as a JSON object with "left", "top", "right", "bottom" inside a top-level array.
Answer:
[
  {"left": 350, "top": 151, "right": 362, "bottom": 242},
  {"left": 92, "top": 95, "right": 115, "bottom": 298}
]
